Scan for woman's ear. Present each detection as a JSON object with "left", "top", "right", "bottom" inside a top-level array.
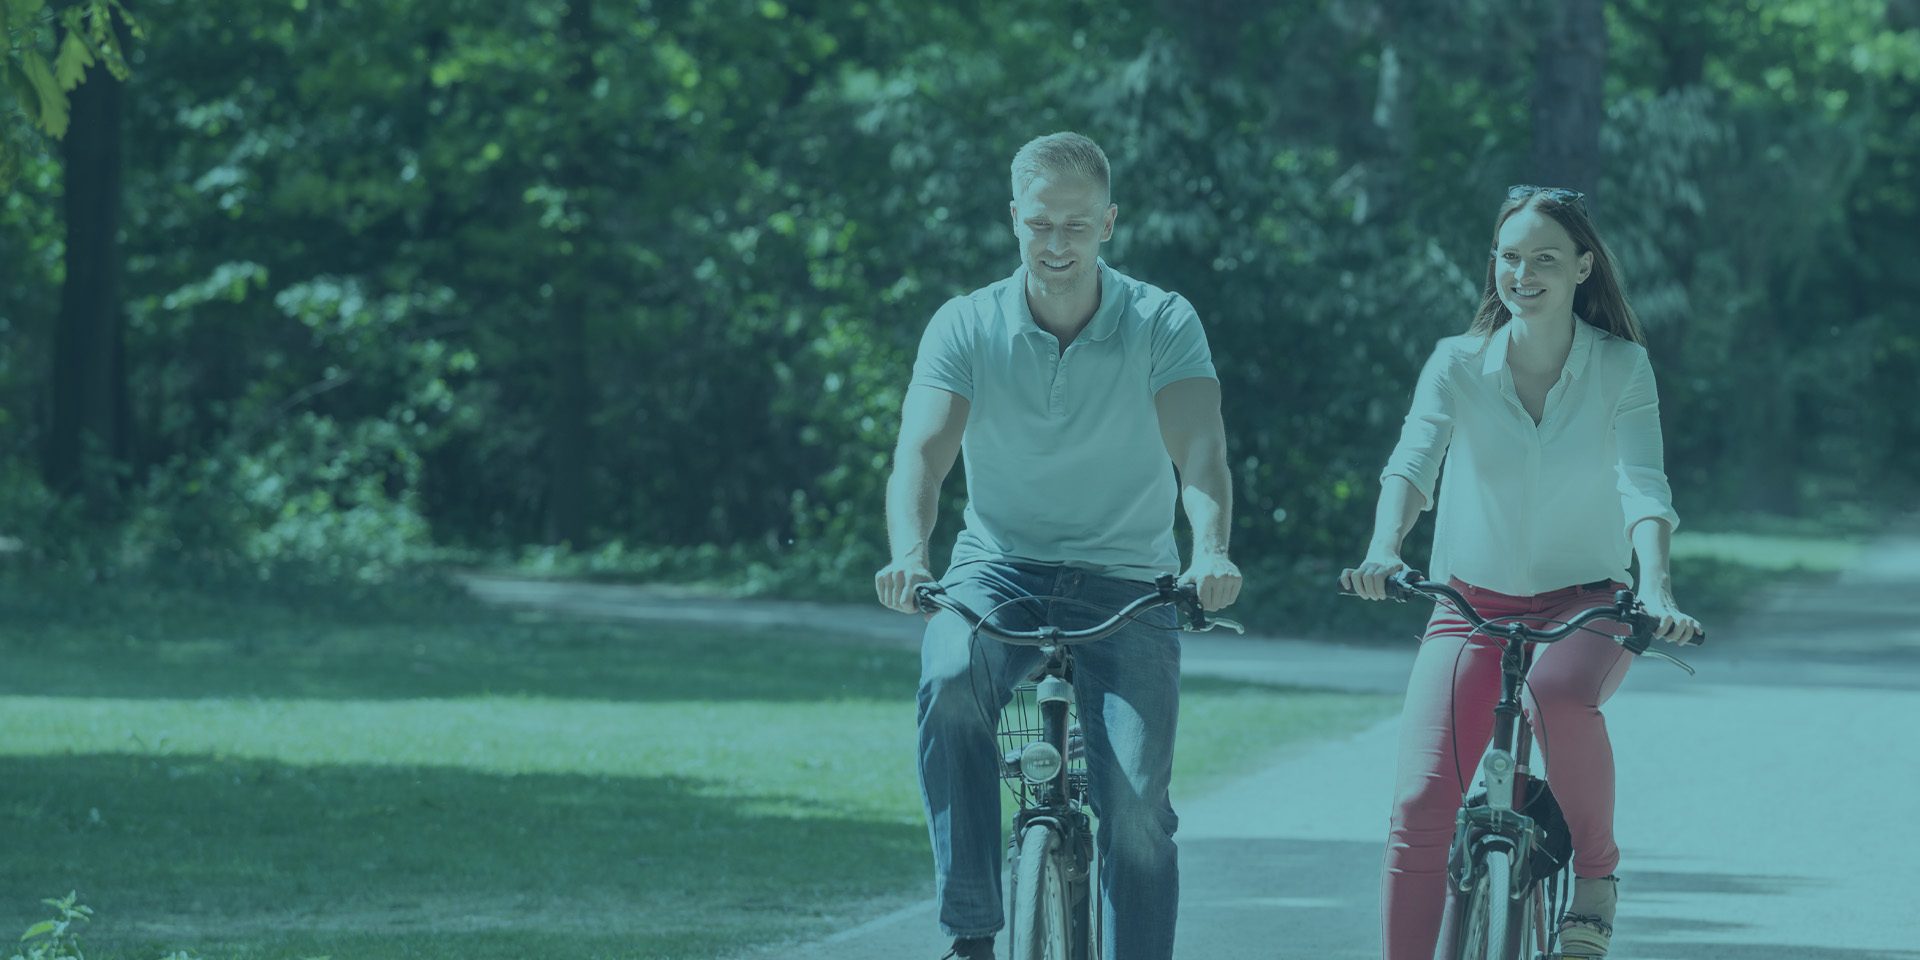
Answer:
[{"left": 1577, "top": 251, "right": 1594, "bottom": 284}]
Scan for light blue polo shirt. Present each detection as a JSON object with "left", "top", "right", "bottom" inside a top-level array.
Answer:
[{"left": 910, "top": 260, "right": 1217, "bottom": 580}]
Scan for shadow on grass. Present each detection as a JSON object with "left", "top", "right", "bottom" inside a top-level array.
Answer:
[
  {"left": 0, "top": 574, "right": 924, "bottom": 703},
  {"left": 0, "top": 753, "right": 929, "bottom": 960}
]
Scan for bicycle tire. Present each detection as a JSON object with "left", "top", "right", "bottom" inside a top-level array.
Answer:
[
  {"left": 1439, "top": 844, "right": 1527, "bottom": 960},
  {"left": 1009, "top": 824, "right": 1083, "bottom": 960}
]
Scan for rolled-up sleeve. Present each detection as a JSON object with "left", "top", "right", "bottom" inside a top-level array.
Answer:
[
  {"left": 1613, "top": 348, "right": 1680, "bottom": 537},
  {"left": 909, "top": 298, "right": 974, "bottom": 400},
  {"left": 1380, "top": 342, "right": 1457, "bottom": 510}
]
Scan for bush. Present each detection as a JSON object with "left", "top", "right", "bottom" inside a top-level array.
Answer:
[{"left": 123, "top": 412, "right": 433, "bottom": 586}]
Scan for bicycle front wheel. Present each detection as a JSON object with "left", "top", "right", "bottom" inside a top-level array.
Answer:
[
  {"left": 1441, "top": 844, "right": 1527, "bottom": 960},
  {"left": 1008, "top": 824, "right": 1084, "bottom": 960}
]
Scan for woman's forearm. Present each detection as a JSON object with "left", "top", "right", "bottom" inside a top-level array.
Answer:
[
  {"left": 1368, "top": 475, "right": 1425, "bottom": 558},
  {"left": 1630, "top": 517, "right": 1674, "bottom": 596}
]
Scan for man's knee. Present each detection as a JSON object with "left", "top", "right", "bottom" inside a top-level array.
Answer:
[
  {"left": 917, "top": 661, "right": 995, "bottom": 734},
  {"left": 1100, "top": 790, "right": 1178, "bottom": 861}
]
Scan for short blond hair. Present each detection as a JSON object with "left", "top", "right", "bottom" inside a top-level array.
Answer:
[{"left": 1010, "top": 132, "right": 1112, "bottom": 200}]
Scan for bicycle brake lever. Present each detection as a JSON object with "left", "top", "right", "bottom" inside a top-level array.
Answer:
[
  {"left": 1639, "top": 647, "right": 1696, "bottom": 676},
  {"left": 1195, "top": 616, "right": 1246, "bottom": 635}
]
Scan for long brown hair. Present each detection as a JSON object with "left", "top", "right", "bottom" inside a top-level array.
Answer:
[{"left": 1468, "top": 190, "right": 1646, "bottom": 346}]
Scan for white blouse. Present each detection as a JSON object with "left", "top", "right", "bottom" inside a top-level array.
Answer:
[{"left": 1380, "top": 319, "right": 1680, "bottom": 596}]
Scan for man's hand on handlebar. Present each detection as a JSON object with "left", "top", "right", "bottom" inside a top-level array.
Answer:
[
  {"left": 874, "top": 556, "right": 934, "bottom": 615},
  {"left": 1179, "top": 551, "right": 1243, "bottom": 611}
]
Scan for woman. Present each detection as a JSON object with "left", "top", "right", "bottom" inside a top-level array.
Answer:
[{"left": 1341, "top": 185, "right": 1702, "bottom": 960}]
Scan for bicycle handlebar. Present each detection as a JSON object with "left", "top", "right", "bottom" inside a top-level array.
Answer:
[
  {"left": 914, "top": 573, "right": 1246, "bottom": 645},
  {"left": 1349, "top": 570, "right": 1703, "bottom": 672}
]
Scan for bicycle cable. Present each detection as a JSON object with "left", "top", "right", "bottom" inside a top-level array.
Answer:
[
  {"left": 947, "top": 587, "right": 1190, "bottom": 803},
  {"left": 1443, "top": 603, "right": 1636, "bottom": 798},
  {"left": 962, "top": 593, "right": 1054, "bottom": 778},
  {"left": 1424, "top": 587, "right": 1649, "bottom": 943},
  {"left": 1445, "top": 611, "right": 1534, "bottom": 795}
]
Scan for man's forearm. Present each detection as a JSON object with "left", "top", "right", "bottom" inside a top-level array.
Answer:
[
  {"left": 1179, "top": 449, "right": 1233, "bottom": 557},
  {"left": 886, "top": 460, "right": 941, "bottom": 566}
]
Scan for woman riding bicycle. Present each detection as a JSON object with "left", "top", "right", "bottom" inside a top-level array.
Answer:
[{"left": 1340, "top": 185, "right": 1702, "bottom": 960}]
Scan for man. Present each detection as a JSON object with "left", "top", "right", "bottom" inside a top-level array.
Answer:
[{"left": 872, "top": 131, "right": 1243, "bottom": 960}]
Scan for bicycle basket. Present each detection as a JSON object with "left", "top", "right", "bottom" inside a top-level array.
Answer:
[{"left": 996, "top": 681, "right": 1090, "bottom": 799}]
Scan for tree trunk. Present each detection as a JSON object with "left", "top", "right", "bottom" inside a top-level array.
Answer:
[
  {"left": 544, "top": 0, "right": 595, "bottom": 546},
  {"left": 1529, "top": 0, "right": 1606, "bottom": 194},
  {"left": 46, "top": 41, "right": 130, "bottom": 507},
  {"left": 1361, "top": 0, "right": 1415, "bottom": 223}
]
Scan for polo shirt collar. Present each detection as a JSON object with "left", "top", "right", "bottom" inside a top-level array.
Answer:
[{"left": 1007, "top": 259, "right": 1123, "bottom": 343}]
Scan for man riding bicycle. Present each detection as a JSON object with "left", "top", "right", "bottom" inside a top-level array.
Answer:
[{"left": 873, "top": 131, "right": 1242, "bottom": 960}]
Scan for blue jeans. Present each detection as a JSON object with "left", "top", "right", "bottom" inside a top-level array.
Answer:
[{"left": 916, "top": 560, "right": 1181, "bottom": 960}]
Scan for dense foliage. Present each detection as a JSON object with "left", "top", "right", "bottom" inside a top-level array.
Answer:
[{"left": 2, "top": 0, "right": 1915, "bottom": 600}]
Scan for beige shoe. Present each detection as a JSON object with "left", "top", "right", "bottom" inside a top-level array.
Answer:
[{"left": 1554, "top": 874, "right": 1618, "bottom": 958}]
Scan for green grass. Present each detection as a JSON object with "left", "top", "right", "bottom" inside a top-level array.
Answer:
[
  {"left": 1669, "top": 528, "right": 1868, "bottom": 574},
  {"left": 0, "top": 577, "right": 1394, "bottom": 960},
  {"left": 1669, "top": 525, "right": 1874, "bottom": 622}
]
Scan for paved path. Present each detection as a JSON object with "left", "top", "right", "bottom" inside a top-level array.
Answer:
[
  {"left": 460, "top": 531, "right": 1920, "bottom": 960},
  {"left": 458, "top": 573, "right": 1417, "bottom": 693}
]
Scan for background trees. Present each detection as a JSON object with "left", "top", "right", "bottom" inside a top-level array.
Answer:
[{"left": 3, "top": 0, "right": 1914, "bottom": 603}]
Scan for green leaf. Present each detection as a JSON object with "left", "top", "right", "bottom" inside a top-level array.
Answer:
[
  {"left": 5, "top": 63, "right": 39, "bottom": 125},
  {"left": 5, "top": 0, "right": 46, "bottom": 23},
  {"left": 55, "top": 31, "right": 98, "bottom": 91},
  {"left": 19, "top": 919, "right": 55, "bottom": 940},
  {"left": 18, "top": 50, "right": 68, "bottom": 138}
]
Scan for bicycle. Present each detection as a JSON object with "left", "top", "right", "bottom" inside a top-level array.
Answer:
[
  {"left": 914, "top": 573, "right": 1244, "bottom": 960},
  {"left": 1349, "top": 570, "right": 1704, "bottom": 960}
]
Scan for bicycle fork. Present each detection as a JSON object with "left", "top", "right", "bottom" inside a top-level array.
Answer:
[
  {"left": 1448, "top": 642, "right": 1540, "bottom": 898},
  {"left": 1004, "top": 661, "right": 1098, "bottom": 960}
]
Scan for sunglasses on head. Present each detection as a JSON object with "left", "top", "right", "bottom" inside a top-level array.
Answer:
[{"left": 1507, "top": 184, "right": 1587, "bottom": 212}]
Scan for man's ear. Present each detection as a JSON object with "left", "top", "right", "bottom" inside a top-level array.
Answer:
[{"left": 1101, "top": 203, "right": 1118, "bottom": 243}]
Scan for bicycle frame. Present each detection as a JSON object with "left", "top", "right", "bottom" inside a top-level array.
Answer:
[
  {"left": 1450, "top": 636, "right": 1541, "bottom": 865},
  {"left": 1008, "top": 642, "right": 1095, "bottom": 857},
  {"left": 1443, "top": 636, "right": 1559, "bottom": 958},
  {"left": 916, "top": 575, "right": 1242, "bottom": 960},
  {"left": 1363, "top": 571, "right": 1703, "bottom": 960},
  {"left": 1007, "top": 643, "right": 1098, "bottom": 960}
]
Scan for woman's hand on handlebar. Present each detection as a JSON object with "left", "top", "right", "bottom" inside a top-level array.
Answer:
[
  {"left": 1339, "top": 549, "right": 1408, "bottom": 602},
  {"left": 1637, "top": 588, "right": 1702, "bottom": 646}
]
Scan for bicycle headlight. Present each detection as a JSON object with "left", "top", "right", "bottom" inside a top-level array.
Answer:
[{"left": 1019, "top": 742, "right": 1064, "bottom": 785}]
